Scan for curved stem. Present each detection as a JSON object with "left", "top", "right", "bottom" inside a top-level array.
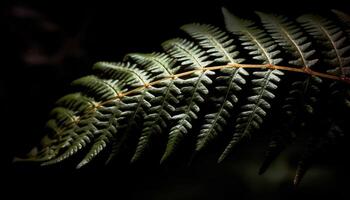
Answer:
[{"left": 56, "top": 63, "right": 350, "bottom": 135}]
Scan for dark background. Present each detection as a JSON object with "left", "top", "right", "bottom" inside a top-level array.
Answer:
[{"left": 2, "top": 0, "right": 350, "bottom": 199}]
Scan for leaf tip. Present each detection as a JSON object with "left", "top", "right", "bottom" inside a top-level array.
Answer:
[
  {"left": 217, "top": 154, "right": 226, "bottom": 164},
  {"left": 76, "top": 160, "right": 88, "bottom": 169},
  {"left": 221, "top": 7, "right": 229, "bottom": 16}
]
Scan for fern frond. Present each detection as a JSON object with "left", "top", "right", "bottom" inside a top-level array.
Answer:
[
  {"left": 297, "top": 14, "right": 350, "bottom": 116},
  {"left": 49, "top": 107, "right": 77, "bottom": 128},
  {"left": 71, "top": 75, "right": 121, "bottom": 101},
  {"left": 294, "top": 119, "right": 345, "bottom": 185},
  {"left": 332, "top": 9, "right": 350, "bottom": 38},
  {"left": 16, "top": 9, "right": 350, "bottom": 186},
  {"left": 127, "top": 53, "right": 181, "bottom": 162},
  {"left": 125, "top": 52, "right": 180, "bottom": 79},
  {"left": 257, "top": 12, "right": 323, "bottom": 119},
  {"left": 218, "top": 10, "right": 284, "bottom": 162},
  {"left": 257, "top": 12, "right": 318, "bottom": 68},
  {"left": 55, "top": 93, "right": 96, "bottom": 115},
  {"left": 41, "top": 61, "right": 156, "bottom": 166},
  {"left": 219, "top": 69, "right": 284, "bottom": 162},
  {"left": 39, "top": 78, "right": 123, "bottom": 164},
  {"left": 196, "top": 67, "right": 248, "bottom": 152},
  {"left": 298, "top": 14, "right": 350, "bottom": 73},
  {"left": 259, "top": 129, "right": 295, "bottom": 174},
  {"left": 44, "top": 99, "right": 123, "bottom": 166},
  {"left": 293, "top": 136, "right": 319, "bottom": 186},
  {"left": 222, "top": 8, "right": 282, "bottom": 65},
  {"left": 77, "top": 133, "right": 111, "bottom": 168},
  {"left": 160, "top": 38, "right": 214, "bottom": 162},
  {"left": 181, "top": 23, "right": 244, "bottom": 64},
  {"left": 180, "top": 23, "right": 248, "bottom": 152},
  {"left": 93, "top": 62, "right": 153, "bottom": 87},
  {"left": 42, "top": 124, "right": 95, "bottom": 165}
]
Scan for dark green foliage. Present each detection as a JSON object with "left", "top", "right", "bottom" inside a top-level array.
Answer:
[{"left": 17, "top": 9, "right": 350, "bottom": 184}]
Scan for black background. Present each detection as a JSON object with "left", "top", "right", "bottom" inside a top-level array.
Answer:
[{"left": 2, "top": 0, "right": 350, "bottom": 199}]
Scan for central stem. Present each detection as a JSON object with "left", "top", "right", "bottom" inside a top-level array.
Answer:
[
  {"left": 57, "top": 62, "right": 350, "bottom": 136},
  {"left": 103, "top": 63, "right": 349, "bottom": 106}
]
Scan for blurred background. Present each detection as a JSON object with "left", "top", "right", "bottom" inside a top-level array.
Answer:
[{"left": 2, "top": 0, "right": 349, "bottom": 199}]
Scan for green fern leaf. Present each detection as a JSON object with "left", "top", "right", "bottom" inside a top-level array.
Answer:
[
  {"left": 77, "top": 133, "right": 111, "bottom": 168},
  {"left": 259, "top": 128, "right": 295, "bottom": 174},
  {"left": 218, "top": 10, "right": 284, "bottom": 162},
  {"left": 332, "top": 9, "right": 350, "bottom": 38},
  {"left": 256, "top": 12, "right": 318, "bottom": 68},
  {"left": 180, "top": 23, "right": 248, "bottom": 152},
  {"left": 298, "top": 14, "right": 350, "bottom": 73},
  {"left": 294, "top": 119, "right": 345, "bottom": 185},
  {"left": 196, "top": 68, "right": 248, "bottom": 152},
  {"left": 181, "top": 23, "right": 244, "bottom": 64},
  {"left": 41, "top": 62, "right": 154, "bottom": 166},
  {"left": 15, "top": 9, "right": 350, "bottom": 186},
  {"left": 257, "top": 12, "right": 323, "bottom": 119},
  {"left": 160, "top": 38, "right": 214, "bottom": 162},
  {"left": 219, "top": 69, "right": 284, "bottom": 162},
  {"left": 222, "top": 8, "right": 282, "bottom": 65},
  {"left": 298, "top": 14, "right": 350, "bottom": 114},
  {"left": 55, "top": 93, "right": 96, "bottom": 115},
  {"left": 42, "top": 126, "right": 95, "bottom": 166},
  {"left": 127, "top": 53, "right": 181, "bottom": 162}
]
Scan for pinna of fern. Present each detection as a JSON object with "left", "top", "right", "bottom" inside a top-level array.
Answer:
[{"left": 15, "top": 8, "right": 350, "bottom": 185}]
